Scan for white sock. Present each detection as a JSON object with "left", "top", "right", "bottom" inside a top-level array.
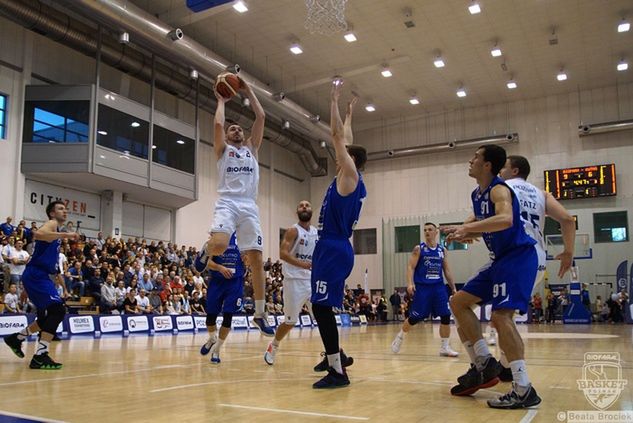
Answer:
[
  {"left": 206, "top": 333, "right": 217, "bottom": 347},
  {"left": 462, "top": 340, "right": 477, "bottom": 363},
  {"left": 473, "top": 339, "right": 491, "bottom": 358},
  {"left": 441, "top": 338, "right": 450, "bottom": 349},
  {"left": 510, "top": 360, "right": 530, "bottom": 393},
  {"left": 211, "top": 338, "right": 225, "bottom": 353},
  {"left": 500, "top": 349, "right": 510, "bottom": 367},
  {"left": 327, "top": 352, "right": 343, "bottom": 374},
  {"left": 272, "top": 338, "right": 280, "bottom": 348},
  {"left": 35, "top": 340, "right": 50, "bottom": 356},
  {"left": 255, "top": 300, "right": 265, "bottom": 316},
  {"left": 398, "top": 329, "right": 406, "bottom": 338},
  {"left": 17, "top": 328, "right": 30, "bottom": 341}
]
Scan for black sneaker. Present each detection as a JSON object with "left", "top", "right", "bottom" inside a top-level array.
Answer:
[
  {"left": 29, "top": 353, "right": 63, "bottom": 370},
  {"left": 313, "top": 349, "right": 354, "bottom": 372},
  {"left": 498, "top": 364, "right": 513, "bottom": 382},
  {"left": 457, "top": 363, "right": 477, "bottom": 385},
  {"left": 487, "top": 383, "right": 542, "bottom": 409},
  {"left": 312, "top": 367, "right": 350, "bottom": 389},
  {"left": 4, "top": 333, "right": 25, "bottom": 358},
  {"left": 451, "top": 357, "right": 500, "bottom": 396}
]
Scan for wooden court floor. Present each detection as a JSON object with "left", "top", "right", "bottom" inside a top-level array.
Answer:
[{"left": 1, "top": 323, "right": 631, "bottom": 423}]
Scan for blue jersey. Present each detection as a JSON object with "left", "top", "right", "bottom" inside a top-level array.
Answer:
[
  {"left": 317, "top": 173, "right": 366, "bottom": 240},
  {"left": 29, "top": 231, "right": 61, "bottom": 274},
  {"left": 471, "top": 176, "right": 535, "bottom": 259},
  {"left": 413, "top": 242, "right": 445, "bottom": 285},
  {"left": 209, "top": 234, "right": 244, "bottom": 282}
]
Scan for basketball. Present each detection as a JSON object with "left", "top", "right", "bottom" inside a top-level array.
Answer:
[{"left": 215, "top": 72, "right": 241, "bottom": 99}]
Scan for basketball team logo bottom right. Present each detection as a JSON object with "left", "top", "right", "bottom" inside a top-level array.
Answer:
[{"left": 557, "top": 352, "right": 630, "bottom": 422}]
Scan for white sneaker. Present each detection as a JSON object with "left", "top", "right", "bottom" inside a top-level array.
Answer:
[
  {"left": 391, "top": 335, "right": 404, "bottom": 353},
  {"left": 264, "top": 342, "right": 277, "bottom": 365},
  {"left": 439, "top": 346, "right": 459, "bottom": 357},
  {"left": 487, "top": 335, "right": 497, "bottom": 346},
  {"left": 210, "top": 351, "right": 221, "bottom": 364}
]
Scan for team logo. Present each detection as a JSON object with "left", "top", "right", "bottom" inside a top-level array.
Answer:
[{"left": 577, "top": 352, "right": 628, "bottom": 411}]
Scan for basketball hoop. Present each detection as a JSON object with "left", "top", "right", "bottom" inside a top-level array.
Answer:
[{"left": 305, "top": 0, "right": 348, "bottom": 35}]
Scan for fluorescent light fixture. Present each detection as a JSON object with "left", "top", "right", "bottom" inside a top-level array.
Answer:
[
  {"left": 281, "top": 120, "right": 291, "bottom": 130},
  {"left": 409, "top": 97, "right": 420, "bottom": 105},
  {"left": 290, "top": 43, "right": 303, "bottom": 55},
  {"left": 233, "top": 0, "right": 248, "bottom": 13},
  {"left": 365, "top": 104, "right": 376, "bottom": 112},
  {"left": 104, "top": 94, "right": 115, "bottom": 100},
  {"left": 344, "top": 32, "right": 357, "bottom": 42},
  {"left": 433, "top": 58, "right": 445, "bottom": 68},
  {"left": 130, "top": 121, "right": 141, "bottom": 128},
  {"left": 507, "top": 81, "right": 517, "bottom": 89},
  {"left": 557, "top": 71, "right": 567, "bottom": 81},
  {"left": 381, "top": 68, "right": 393, "bottom": 78},
  {"left": 99, "top": 155, "right": 106, "bottom": 159},
  {"left": 176, "top": 139, "right": 185, "bottom": 145},
  {"left": 618, "top": 21, "right": 630, "bottom": 33},
  {"left": 617, "top": 61, "right": 628, "bottom": 71},
  {"left": 469, "top": 2, "right": 481, "bottom": 14},
  {"left": 152, "top": 145, "right": 157, "bottom": 149},
  {"left": 97, "top": 130, "right": 108, "bottom": 136},
  {"left": 491, "top": 47, "right": 502, "bottom": 57},
  {"left": 456, "top": 88, "right": 467, "bottom": 97}
]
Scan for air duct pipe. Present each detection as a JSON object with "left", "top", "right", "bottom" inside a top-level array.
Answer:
[
  {"left": 578, "top": 119, "right": 633, "bottom": 137},
  {"left": 368, "top": 133, "right": 519, "bottom": 161},
  {"left": 0, "top": 0, "right": 325, "bottom": 175}
]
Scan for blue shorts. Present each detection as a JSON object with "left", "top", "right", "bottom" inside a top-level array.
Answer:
[
  {"left": 22, "top": 266, "right": 62, "bottom": 310},
  {"left": 410, "top": 282, "right": 451, "bottom": 320},
  {"left": 311, "top": 238, "right": 354, "bottom": 308},
  {"left": 462, "top": 245, "right": 538, "bottom": 314},
  {"left": 206, "top": 277, "right": 243, "bottom": 314}
]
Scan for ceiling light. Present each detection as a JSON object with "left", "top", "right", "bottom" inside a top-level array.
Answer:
[
  {"left": 456, "top": 88, "right": 467, "bottom": 98},
  {"left": 506, "top": 80, "right": 517, "bottom": 89},
  {"left": 152, "top": 145, "right": 157, "bottom": 149},
  {"left": 409, "top": 97, "right": 420, "bottom": 105},
  {"left": 344, "top": 32, "right": 357, "bottom": 42},
  {"left": 433, "top": 58, "right": 445, "bottom": 68},
  {"left": 281, "top": 120, "right": 291, "bottom": 130},
  {"left": 557, "top": 71, "right": 568, "bottom": 81},
  {"left": 618, "top": 20, "right": 630, "bottom": 33},
  {"left": 290, "top": 43, "right": 303, "bottom": 55},
  {"left": 97, "top": 130, "right": 108, "bottom": 136},
  {"left": 617, "top": 60, "right": 628, "bottom": 71},
  {"left": 365, "top": 104, "right": 376, "bottom": 112},
  {"left": 130, "top": 121, "right": 140, "bottom": 128},
  {"left": 233, "top": 0, "right": 248, "bottom": 13},
  {"left": 468, "top": 2, "right": 481, "bottom": 14},
  {"left": 176, "top": 139, "right": 185, "bottom": 145},
  {"left": 381, "top": 68, "right": 393, "bottom": 78},
  {"left": 491, "top": 47, "right": 502, "bottom": 57}
]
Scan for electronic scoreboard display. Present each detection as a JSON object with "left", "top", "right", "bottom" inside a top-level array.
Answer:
[{"left": 544, "top": 164, "right": 616, "bottom": 200}]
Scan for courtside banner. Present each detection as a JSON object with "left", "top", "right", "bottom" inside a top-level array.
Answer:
[
  {"left": 194, "top": 316, "right": 207, "bottom": 329},
  {"left": 359, "top": 315, "right": 368, "bottom": 324},
  {"left": 126, "top": 316, "right": 149, "bottom": 332},
  {"left": 300, "top": 314, "right": 313, "bottom": 327},
  {"left": 152, "top": 315, "right": 173, "bottom": 332},
  {"left": 335, "top": 315, "right": 342, "bottom": 326},
  {"left": 267, "top": 315, "right": 277, "bottom": 327},
  {"left": 0, "top": 315, "right": 29, "bottom": 336},
  {"left": 99, "top": 315, "right": 123, "bottom": 333},
  {"left": 232, "top": 316, "right": 248, "bottom": 329},
  {"left": 276, "top": 315, "right": 286, "bottom": 325},
  {"left": 176, "top": 316, "right": 194, "bottom": 331},
  {"left": 68, "top": 316, "right": 95, "bottom": 334},
  {"left": 247, "top": 315, "right": 255, "bottom": 330}
]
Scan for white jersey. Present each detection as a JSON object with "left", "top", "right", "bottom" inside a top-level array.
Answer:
[
  {"left": 283, "top": 223, "right": 318, "bottom": 280},
  {"left": 505, "top": 178, "right": 546, "bottom": 253},
  {"left": 217, "top": 144, "right": 259, "bottom": 201}
]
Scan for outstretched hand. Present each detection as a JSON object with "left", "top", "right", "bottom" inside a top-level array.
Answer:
[
  {"left": 347, "top": 95, "right": 358, "bottom": 116},
  {"left": 555, "top": 251, "right": 573, "bottom": 278},
  {"left": 331, "top": 79, "right": 343, "bottom": 100},
  {"left": 214, "top": 87, "right": 229, "bottom": 103}
]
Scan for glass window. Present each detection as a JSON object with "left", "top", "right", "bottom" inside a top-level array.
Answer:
[
  {"left": 23, "top": 100, "right": 90, "bottom": 144},
  {"left": 593, "top": 211, "right": 629, "bottom": 243},
  {"left": 0, "top": 93, "right": 6, "bottom": 139},
  {"left": 395, "top": 225, "right": 420, "bottom": 253},
  {"left": 544, "top": 215, "right": 578, "bottom": 237},
  {"left": 97, "top": 104, "right": 149, "bottom": 159},
  {"left": 353, "top": 228, "right": 377, "bottom": 255},
  {"left": 439, "top": 222, "right": 468, "bottom": 251},
  {"left": 152, "top": 125, "right": 194, "bottom": 174}
]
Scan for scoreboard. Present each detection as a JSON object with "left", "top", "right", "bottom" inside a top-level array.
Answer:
[{"left": 544, "top": 164, "right": 616, "bottom": 200}]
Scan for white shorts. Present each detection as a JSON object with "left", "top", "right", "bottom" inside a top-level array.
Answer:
[
  {"left": 282, "top": 278, "right": 312, "bottom": 325},
  {"left": 210, "top": 197, "right": 263, "bottom": 252}
]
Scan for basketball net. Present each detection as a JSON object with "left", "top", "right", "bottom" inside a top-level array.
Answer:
[{"left": 305, "top": 0, "right": 348, "bottom": 35}]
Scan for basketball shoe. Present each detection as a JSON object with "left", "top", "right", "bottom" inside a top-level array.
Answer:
[
  {"left": 29, "top": 353, "right": 62, "bottom": 370},
  {"left": 252, "top": 316, "right": 275, "bottom": 337},
  {"left": 439, "top": 346, "right": 459, "bottom": 357},
  {"left": 4, "top": 333, "right": 25, "bottom": 358},
  {"left": 451, "top": 357, "right": 500, "bottom": 396},
  {"left": 314, "top": 349, "right": 354, "bottom": 372},
  {"left": 264, "top": 342, "right": 278, "bottom": 365},
  {"left": 200, "top": 337, "right": 216, "bottom": 356},
  {"left": 487, "top": 383, "right": 542, "bottom": 409},
  {"left": 313, "top": 368, "right": 350, "bottom": 389},
  {"left": 391, "top": 333, "right": 404, "bottom": 353}
]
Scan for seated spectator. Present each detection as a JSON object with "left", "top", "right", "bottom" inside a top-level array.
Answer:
[
  {"left": 124, "top": 289, "right": 141, "bottom": 314},
  {"left": 138, "top": 272, "right": 154, "bottom": 292},
  {"left": 266, "top": 295, "right": 275, "bottom": 315},
  {"left": 100, "top": 276, "right": 117, "bottom": 314},
  {"left": 87, "top": 268, "right": 104, "bottom": 302},
  {"left": 0, "top": 216, "right": 15, "bottom": 237},
  {"left": 3, "top": 283, "right": 21, "bottom": 313},
  {"left": 115, "top": 280, "right": 127, "bottom": 310},
  {"left": 149, "top": 291, "right": 163, "bottom": 315},
  {"left": 19, "top": 291, "right": 36, "bottom": 313},
  {"left": 190, "top": 291, "right": 205, "bottom": 315},
  {"left": 181, "top": 291, "right": 191, "bottom": 315},
  {"left": 135, "top": 289, "right": 153, "bottom": 314},
  {"left": 68, "top": 261, "right": 85, "bottom": 297}
]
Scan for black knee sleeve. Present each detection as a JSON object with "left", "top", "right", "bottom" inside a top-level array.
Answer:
[
  {"left": 408, "top": 315, "right": 422, "bottom": 326},
  {"left": 221, "top": 313, "right": 233, "bottom": 328},
  {"left": 440, "top": 315, "right": 451, "bottom": 325},
  {"left": 40, "top": 302, "right": 65, "bottom": 334},
  {"left": 206, "top": 314, "right": 218, "bottom": 327},
  {"left": 312, "top": 303, "right": 339, "bottom": 355}
]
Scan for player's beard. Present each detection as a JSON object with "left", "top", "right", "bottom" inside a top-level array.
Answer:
[{"left": 298, "top": 211, "right": 312, "bottom": 222}]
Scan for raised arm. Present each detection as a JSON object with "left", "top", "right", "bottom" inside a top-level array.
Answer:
[
  {"left": 331, "top": 82, "right": 359, "bottom": 196},
  {"left": 34, "top": 220, "right": 78, "bottom": 243},
  {"left": 544, "top": 191, "right": 576, "bottom": 277},
  {"left": 213, "top": 88, "right": 230, "bottom": 160},
  {"left": 343, "top": 96, "right": 358, "bottom": 145},
  {"left": 241, "top": 78, "right": 265, "bottom": 156}
]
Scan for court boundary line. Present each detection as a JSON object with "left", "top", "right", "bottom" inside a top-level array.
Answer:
[
  {"left": 519, "top": 409, "right": 538, "bottom": 423},
  {"left": 218, "top": 404, "right": 370, "bottom": 421},
  {"left": 150, "top": 377, "right": 315, "bottom": 393}
]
